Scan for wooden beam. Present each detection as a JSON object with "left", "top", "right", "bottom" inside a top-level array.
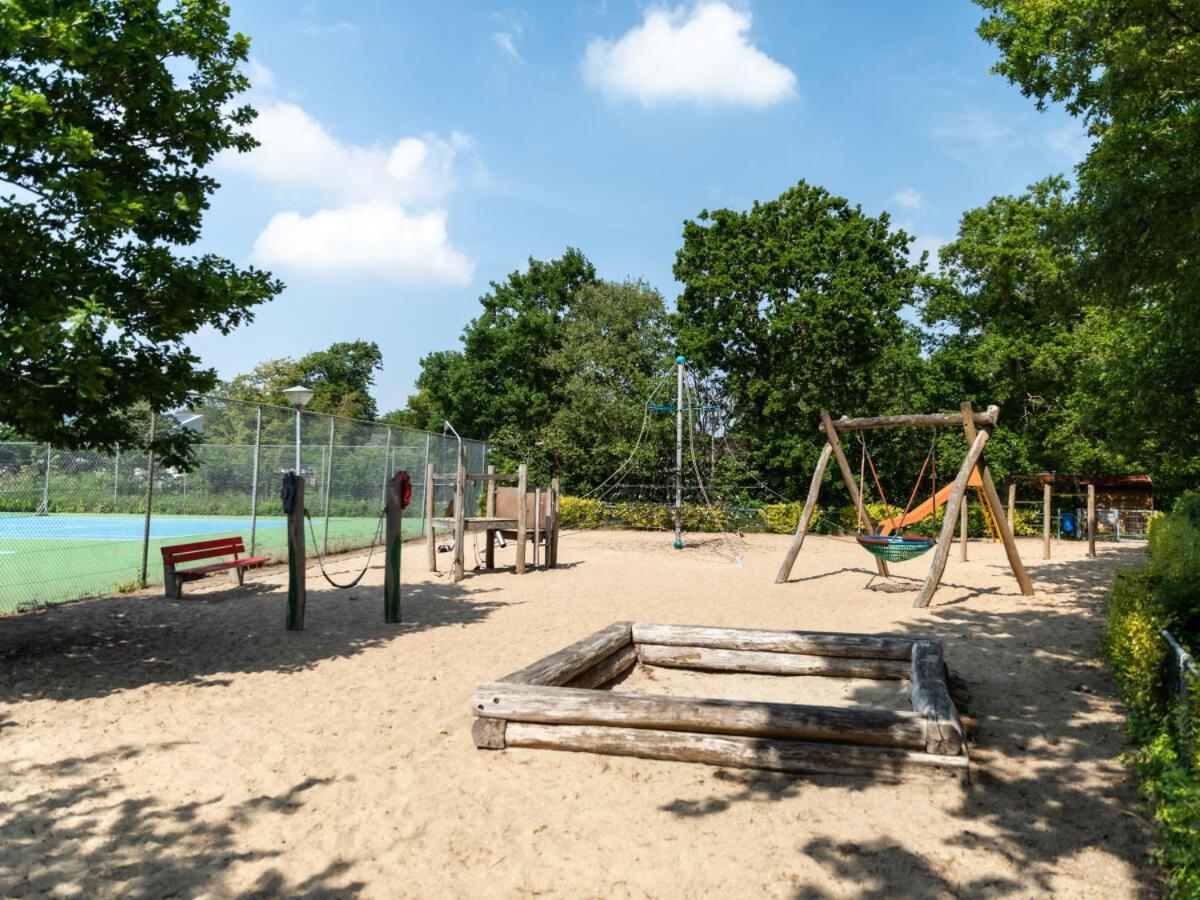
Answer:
[
  {"left": 959, "top": 402, "right": 1034, "bottom": 597},
  {"left": 913, "top": 427, "right": 990, "bottom": 608},
  {"left": 820, "top": 409, "right": 998, "bottom": 433},
  {"left": 565, "top": 644, "right": 638, "bottom": 689},
  {"left": 515, "top": 463, "right": 528, "bottom": 575},
  {"left": 909, "top": 640, "right": 964, "bottom": 755},
  {"left": 548, "top": 476, "right": 560, "bottom": 568},
  {"left": 630, "top": 623, "right": 914, "bottom": 660},
  {"left": 1087, "top": 483, "right": 1097, "bottom": 558},
  {"left": 637, "top": 644, "right": 909, "bottom": 680},
  {"left": 503, "top": 723, "right": 968, "bottom": 782},
  {"left": 468, "top": 472, "right": 521, "bottom": 483},
  {"left": 774, "top": 441, "right": 833, "bottom": 583},
  {"left": 960, "top": 494, "right": 969, "bottom": 561},
  {"left": 501, "top": 621, "right": 632, "bottom": 686},
  {"left": 473, "top": 682, "right": 927, "bottom": 750},
  {"left": 285, "top": 475, "right": 306, "bottom": 631},
  {"left": 384, "top": 471, "right": 402, "bottom": 624},
  {"left": 472, "top": 717, "right": 507, "bottom": 749},
  {"left": 485, "top": 465, "right": 497, "bottom": 516},
  {"left": 1007, "top": 482, "right": 1016, "bottom": 529},
  {"left": 821, "top": 412, "right": 888, "bottom": 578},
  {"left": 425, "top": 461, "right": 437, "bottom": 573}
]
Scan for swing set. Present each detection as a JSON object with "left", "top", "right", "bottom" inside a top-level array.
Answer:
[{"left": 775, "top": 402, "right": 1034, "bottom": 608}]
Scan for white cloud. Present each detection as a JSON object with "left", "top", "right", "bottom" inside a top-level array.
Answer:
[
  {"left": 582, "top": 2, "right": 796, "bottom": 108},
  {"left": 493, "top": 31, "right": 522, "bottom": 60},
  {"left": 253, "top": 202, "right": 474, "bottom": 286},
  {"left": 246, "top": 58, "right": 276, "bottom": 91},
  {"left": 931, "top": 109, "right": 1012, "bottom": 159},
  {"left": 908, "top": 234, "right": 947, "bottom": 269},
  {"left": 892, "top": 187, "right": 924, "bottom": 211},
  {"left": 1047, "top": 124, "right": 1090, "bottom": 164},
  {"left": 219, "top": 77, "right": 476, "bottom": 286}
]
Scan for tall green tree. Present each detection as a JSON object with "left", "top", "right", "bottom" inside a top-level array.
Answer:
[
  {"left": 0, "top": 0, "right": 281, "bottom": 465},
  {"left": 673, "top": 180, "right": 927, "bottom": 497},
  {"left": 220, "top": 340, "right": 384, "bottom": 420},
  {"left": 977, "top": 0, "right": 1200, "bottom": 490}
]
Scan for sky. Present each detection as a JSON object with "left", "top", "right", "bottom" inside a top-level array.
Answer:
[{"left": 193, "top": 0, "right": 1087, "bottom": 415}]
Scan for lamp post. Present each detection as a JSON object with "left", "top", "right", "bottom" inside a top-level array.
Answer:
[{"left": 283, "top": 385, "right": 314, "bottom": 473}]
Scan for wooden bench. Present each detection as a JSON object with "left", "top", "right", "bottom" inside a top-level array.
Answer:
[{"left": 160, "top": 537, "right": 270, "bottom": 598}]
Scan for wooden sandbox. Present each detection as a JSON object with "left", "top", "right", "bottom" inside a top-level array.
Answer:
[{"left": 471, "top": 622, "right": 968, "bottom": 782}]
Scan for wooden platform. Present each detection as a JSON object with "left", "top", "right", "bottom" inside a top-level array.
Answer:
[
  {"left": 471, "top": 622, "right": 969, "bottom": 782},
  {"left": 430, "top": 517, "right": 518, "bottom": 532}
]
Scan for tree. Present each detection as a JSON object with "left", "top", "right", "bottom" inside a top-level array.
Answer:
[
  {"left": 977, "top": 0, "right": 1200, "bottom": 490},
  {"left": 672, "top": 180, "right": 927, "bottom": 497},
  {"left": 0, "top": 0, "right": 280, "bottom": 465},
  {"left": 219, "top": 340, "right": 384, "bottom": 420}
]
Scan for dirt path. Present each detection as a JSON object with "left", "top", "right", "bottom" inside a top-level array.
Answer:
[{"left": 0, "top": 530, "right": 1155, "bottom": 897}]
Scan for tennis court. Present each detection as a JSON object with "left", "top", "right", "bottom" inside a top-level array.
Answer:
[{"left": 0, "top": 512, "right": 421, "bottom": 614}]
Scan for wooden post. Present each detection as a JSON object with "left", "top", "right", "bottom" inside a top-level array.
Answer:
[
  {"left": 958, "top": 403, "right": 1033, "bottom": 597},
  {"left": 486, "top": 464, "right": 496, "bottom": 517},
  {"left": 384, "top": 471, "right": 403, "bottom": 623},
  {"left": 284, "top": 474, "right": 306, "bottom": 631},
  {"left": 1043, "top": 482, "right": 1052, "bottom": 560},
  {"left": 1007, "top": 482, "right": 1016, "bottom": 529},
  {"left": 959, "top": 494, "right": 968, "bottom": 562},
  {"left": 820, "top": 413, "right": 888, "bottom": 578},
  {"left": 549, "top": 476, "right": 560, "bottom": 568},
  {"left": 775, "top": 442, "right": 833, "bottom": 584},
  {"left": 533, "top": 487, "right": 541, "bottom": 569},
  {"left": 425, "top": 462, "right": 437, "bottom": 573},
  {"left": 453, "top": 444, "right": 467, "bottom": 582},
  {"left": 515, "top": 463, "right": 528, "bottom": 574},
  {"left": 1087, "top": 482, "right": 1097, "bottom": 558},
  {"left": 913, "top": 428, "right": 989, "bottom": 608}
]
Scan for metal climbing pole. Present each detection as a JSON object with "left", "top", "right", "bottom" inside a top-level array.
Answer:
[{"left": 674, "top": 355, "right": 685, "bottom": 549}]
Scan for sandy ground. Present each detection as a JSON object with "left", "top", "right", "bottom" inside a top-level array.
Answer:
[{"left": 0, "top": 529, "right": 1157, "bottom": 898}]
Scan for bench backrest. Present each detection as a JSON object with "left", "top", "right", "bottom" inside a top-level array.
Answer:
[
  {"left": 494, "top": 487, "right": 553, "bottom": 521},
  {"left": 161, "top": 536, "right": 246, "bottom": 566}
]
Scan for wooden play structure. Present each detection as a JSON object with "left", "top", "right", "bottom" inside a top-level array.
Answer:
[
  {"left": 426, "top": 451, "right": 560, "bottom": 582},
  {"left": 471, "top": 622, "right": 968, "bottom": 781},
  {"left": 775, "top": 402, "right": 1034, "bottom": 608}
]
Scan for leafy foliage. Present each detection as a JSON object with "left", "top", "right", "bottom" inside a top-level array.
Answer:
[
  {"left": 219, "top": 340, "right": 384, "bottom": 420},
  {"left": 0, "top": 0, "right": 281, "bottom": 465}
]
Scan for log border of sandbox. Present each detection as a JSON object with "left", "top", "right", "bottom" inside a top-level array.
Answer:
[{"left": 470, "top": 622, "right": 967, "bottom": 782}]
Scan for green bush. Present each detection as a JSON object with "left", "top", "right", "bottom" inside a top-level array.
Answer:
[
  {"left": 1131, "top": 734, "right": 1200, "bottom": 897},
  {"left": 1105, "top": 568, "right": 1168, "bottom": 739}
]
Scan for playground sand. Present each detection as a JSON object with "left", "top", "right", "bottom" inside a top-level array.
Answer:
[{"left": 0, "top": 531, "right": 1155, "bottom": 897}]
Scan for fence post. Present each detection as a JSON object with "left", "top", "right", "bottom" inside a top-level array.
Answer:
[
  {"left": 1087, "top": 483, "right": 1097, "bottom": 558},
  {"left": 140, "top": 413, "right": 157, "bottom": 587},
  {"left": 421, "top": 433, "right": 431, "bottom": 537},
  {"left": 322, "top": 418, "right": 335, "bottom": 554},
  {"left": 39, "top": 442, "right": 51, "bottom": 515},
  {"left": 249, "top": 405, "right": 262, "bottom": 555},
  {"left": 1043, "top": 482, "right": 1052, "bottom": 560}
]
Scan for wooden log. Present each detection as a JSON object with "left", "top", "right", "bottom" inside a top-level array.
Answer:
[
  {"left": 637, "top": 644, "right": 908, "bottom": 680},
  {"left": 909, "top": 640, "right": 963, "bottom": 755},
  {"left": 501, "top": 621, "right": 633, "bottom": 686},
  {"left": 630, "top": 623, "right": 914, "bottom": 660},
  {"left": 775, "top": 441, "right": 833, "bottom": 583},
  {"left": 1007, "top": 482, "right": 1016, "bottom": 529},
  {"left": 533, "top": 487, "right": 541, "bottom": 569},
  {"left": 384, "top": 471, "right": 402, "bottom": 624},
  {"left": 913, "top": 427, "right": 990, "bottom": 608},
  {"left": 425, "top": 461, "right": 437, "bottom": 573},
  {"left": 959, "top": 403, "right": 1033, "bottom": 596},
  {"left": 453, "top": 444, "right": 467, "bottom": 582},
  {"left": 503, "top": 723, "right": 967, "bottom": 782},
  {"left": 515, "top": 463, "right": 528, "bottom": 575},
  {"left": 472, "top": 682, "right": 927, "bottom": 750},
  {"left": 1043, "top": 481, "right": 1052, "bottom": 560},
  {"left": 285, "top": 475, "right": 306, "bottom": 631},
  {"left": 820, "top": 409, "right": 998, "bottom": 433},
  {"left": 821, "top": 412, "right": 888, "bottom": 578},
  {"left": 1087, "top": 482, "right": 1097, "bottom": 558},
  {"left": 564, "top": 644, "right": 638, "bottom": 689},
  {"left": 472, "top": 717, "right": 507, "bottom": 749},
  {"left": 468, "top": 472, "right": 521, "bottom": 483}
]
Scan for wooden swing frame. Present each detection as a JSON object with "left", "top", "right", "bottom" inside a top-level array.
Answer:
[{"left": 775, "top": 402, "right": 1034, "bottom": 608}]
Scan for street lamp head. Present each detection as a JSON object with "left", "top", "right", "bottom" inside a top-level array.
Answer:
[{"left": 283, "top": 385, "right": 314, "bottom": 410}]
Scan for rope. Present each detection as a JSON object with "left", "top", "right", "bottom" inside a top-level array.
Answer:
[
  {"left": 580, "top": 372, "right": 673, "bottom": 502},
  {"left": 683, "top": 381, "right": 745, "bottom": 566},
  {"left": 304, "top": 508, "right": 385, "bottom": 589}
]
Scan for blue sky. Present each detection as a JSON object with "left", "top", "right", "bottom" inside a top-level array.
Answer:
[{"left": 194, "top": 1, "right": 1086, "bottom": 414}]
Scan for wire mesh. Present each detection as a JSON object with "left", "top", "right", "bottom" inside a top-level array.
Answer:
[{"left": 0, "top": 397, "right": 487, "bottom": 614}]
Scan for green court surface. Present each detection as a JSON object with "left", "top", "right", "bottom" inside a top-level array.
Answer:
[{"left": 0, "top": 514, "right": 425, "bottom": 615}]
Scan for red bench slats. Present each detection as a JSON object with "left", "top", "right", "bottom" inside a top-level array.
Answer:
[
  {"left": 160, "top": 535, "right": 268, "bottom": 598},
  {"left": 162, "top": 537, "right": 246, "bottom": 564},
  {"left": 182, "top": 556, "right": 271, "bottom": 577}
]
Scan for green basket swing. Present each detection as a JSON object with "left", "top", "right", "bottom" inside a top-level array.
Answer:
[{"left": 853, "top": 432, "right": 939, "bottom": 564}]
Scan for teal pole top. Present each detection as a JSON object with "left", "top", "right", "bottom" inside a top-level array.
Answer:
[{"left": 675, "top": 354, "right": 687, "bottom": 364}]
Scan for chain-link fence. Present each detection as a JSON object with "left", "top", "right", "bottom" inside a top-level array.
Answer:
[
  {"left": 0, "top": 396, "right": 487, "bottom": 614},
  {"left": 1162, "top": 629, "right": 1200, "bottom": 771}
]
